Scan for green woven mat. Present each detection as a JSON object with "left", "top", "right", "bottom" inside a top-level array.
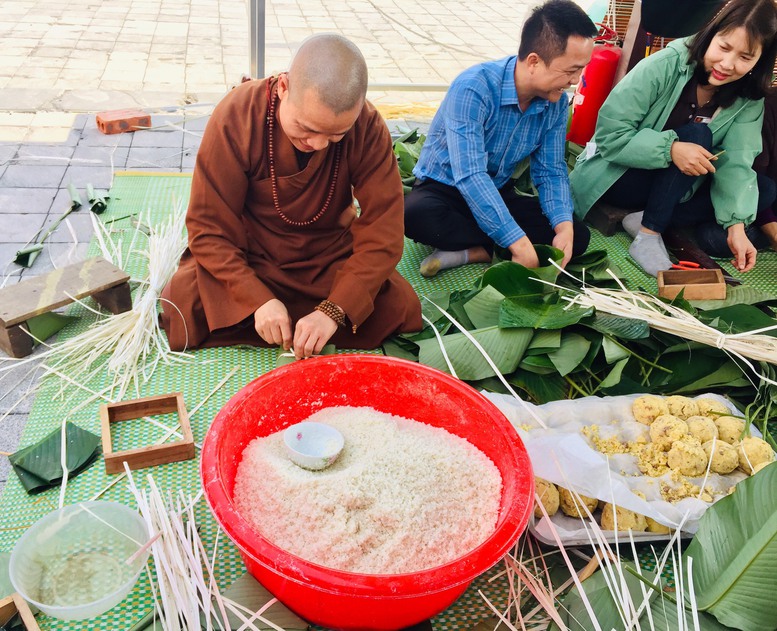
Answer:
[{"left": 3, "top": 174, "right": 774, "bottom": 629}]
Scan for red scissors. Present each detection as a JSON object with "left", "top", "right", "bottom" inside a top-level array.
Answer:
[{"left": 671, "top": 260, "right": 701, "bottom": 270}]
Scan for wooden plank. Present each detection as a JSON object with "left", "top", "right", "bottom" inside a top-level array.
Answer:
[
  {"left": 0, "top": 323, "right": 33, "bottom": 359},
  {"left": 12, "top": 594, "right": 39, "bottom": 631},
  {"left": 0, "top": 594, "right": 42, "bottom": 630},
  {"left": 101, "top": 393, "right": 196, "bottom": 475},
  {"left": 0, "top": 257, "right": 130, "bottom": 327},
  {"left": 0, "top": 596, "right": 15, "bottom": 627},
  {"left": 103, "top": 441, "right": 196, "bottom": 475},
  {"left": 92, "top": 282, "right": 132, "bottom": 314},
  {"left": 104, "top": 392, "right": 186, "bottom": 422}
]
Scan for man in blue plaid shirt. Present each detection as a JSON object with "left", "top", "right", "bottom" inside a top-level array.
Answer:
[{"left": 405, "top": 0, "right": 597, "bottom": 277}]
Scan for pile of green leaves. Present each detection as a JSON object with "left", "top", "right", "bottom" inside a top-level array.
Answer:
[
  {"left": 393, "top": 129, "right": 426, "bottom": 194},
  {"left": 384, "top": 248, "right": 777, "bottom": 425}
]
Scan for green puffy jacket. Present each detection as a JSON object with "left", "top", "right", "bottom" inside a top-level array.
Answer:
[{"left": 570, "top": 38, "right": 764, "bottom": 229}]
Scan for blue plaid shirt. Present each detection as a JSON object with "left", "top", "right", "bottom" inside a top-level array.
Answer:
[{"left": 414, "top": 56, "right": 574, "bottom": 247}]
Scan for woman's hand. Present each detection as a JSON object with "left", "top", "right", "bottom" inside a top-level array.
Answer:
[
  {"left": 727, "top": 224, "right": 757, "bottom": 272},
  {"left": 670, "top": 142, "right": 717, "bottom": 176}
]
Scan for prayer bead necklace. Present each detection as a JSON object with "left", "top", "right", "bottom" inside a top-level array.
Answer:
[{"left": 266, "top": 79, "right": 342, "bottom": 227}]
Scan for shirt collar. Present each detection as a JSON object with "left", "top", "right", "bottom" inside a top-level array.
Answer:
[
  {"left": 502, "top": 57, "right": 552, "bottom": 114},
  {"left": 501, "top": 57, "right": 519, "bottom": 105}
]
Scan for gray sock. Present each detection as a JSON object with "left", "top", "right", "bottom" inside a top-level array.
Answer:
[
  {"left": 419, "top": 248, "right": 469, "bottom": 277},
  {"left": 628, "top": 231, "right": 672, "bottom": 277},
  {"left": 622, "top": 211, "right": 644, "bottom": 238}
]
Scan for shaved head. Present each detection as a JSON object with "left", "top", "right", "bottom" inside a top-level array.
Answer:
[{"left": 287, "top": 34, "right": 368, "bottom": 114}]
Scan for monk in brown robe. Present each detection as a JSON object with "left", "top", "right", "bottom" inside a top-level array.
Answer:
[{"left": 162, "top": 34, "right": 422, "bottom": 357}]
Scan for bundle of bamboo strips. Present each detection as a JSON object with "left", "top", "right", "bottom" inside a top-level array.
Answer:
[
  {"left": 551, "top": 270, "right": 777, "bottom": 386},
  {"left": 126, "top": 468, "right": 285, "bottom": 631},
  {"left": 41, "top": 203, "right": 192, "bottom": 400},
  {"left": 567, "top": 286, "right": 777, "bottom": 363}
]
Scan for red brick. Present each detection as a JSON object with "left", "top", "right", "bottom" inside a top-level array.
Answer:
[{"left": 95, "top": 109, "right": 151, "bottom": 135}]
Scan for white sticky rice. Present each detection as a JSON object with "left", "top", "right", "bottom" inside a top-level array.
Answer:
[{"left": 234, "top": 405, "right": 503, "bottom": 574}]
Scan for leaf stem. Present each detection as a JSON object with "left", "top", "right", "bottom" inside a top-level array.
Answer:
[
  {"left": 608, "top": 338, "right": 672, "bottom": 374},
  {"left": 624, "top": 565, "right": 677, "bottom": 604},
  {"left": 564, "top": 375, "right": 591, "bottom": 398}
]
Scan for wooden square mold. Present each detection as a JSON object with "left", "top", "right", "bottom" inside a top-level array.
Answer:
[{"left": 100, "top": 392, "right": 195, "bottom": 475}]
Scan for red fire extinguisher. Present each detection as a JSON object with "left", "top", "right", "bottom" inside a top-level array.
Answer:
[{"left": 567, "top": 25, "right": 623, "bottom": 146}]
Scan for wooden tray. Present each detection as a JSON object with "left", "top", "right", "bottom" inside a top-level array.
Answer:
[{"left": 657, "top": 269, "right": 726, "bottom": 300}]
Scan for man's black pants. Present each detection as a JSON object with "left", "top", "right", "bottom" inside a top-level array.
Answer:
[{"left": 404, "top": 178, "right": 590, "bottom": 256}]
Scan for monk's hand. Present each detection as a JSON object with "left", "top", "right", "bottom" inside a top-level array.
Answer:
[
  {"left": 670, "top": 141, "right": 716, "bottom": 176},
  {"left": 508, "top": 235, "right": 540, "bottom": 269},
  {"left": 293, "top": 310, "right": 338, "bottom": 359},
  {"left": 254, "top": 299, "right": 293, "bottom": 350},
  {"left": 552, "top": 221, "right": 574, "bottom": 268},
  {"left": 727, "top": 223, "right": 757, "bottom": 272}
]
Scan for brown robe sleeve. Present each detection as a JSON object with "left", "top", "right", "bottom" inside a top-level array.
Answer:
[
  {"left": 187, "top": 82, "right": 276, "bottom": 330},
  {"left": 328, "top": 103, "right": 406, "bottom": 328}
]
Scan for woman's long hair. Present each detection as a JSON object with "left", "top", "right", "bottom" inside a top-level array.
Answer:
[{"left": 686, "top": 0, "right": 777, "bottom": 108}]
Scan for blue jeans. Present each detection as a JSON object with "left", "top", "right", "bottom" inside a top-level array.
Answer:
[{"left": 601, "top": 122, "right": 776, "bottom": 256}]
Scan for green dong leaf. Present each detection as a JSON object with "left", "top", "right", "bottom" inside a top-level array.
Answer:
[
  {"left": 500, "top": 295, "right": 593, "bottom": 329},
  {"left": 685, "top": 462, "right": 777, "bottom": 631},
  {"left": 416, "top": 326, "right": 533, "bottom": 380}
]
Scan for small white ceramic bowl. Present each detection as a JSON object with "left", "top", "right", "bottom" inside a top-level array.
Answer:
[{"left": 283, "top": 421, "right": 344, "bottom": 471}]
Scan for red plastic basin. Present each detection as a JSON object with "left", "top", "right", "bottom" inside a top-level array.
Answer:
[{"left": 201, "top": 355, "right": 534, "bottom": 630}]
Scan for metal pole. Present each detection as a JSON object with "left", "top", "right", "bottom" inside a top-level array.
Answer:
[{"left": 249, "top": 0, "right": 266, "bottom": 79}]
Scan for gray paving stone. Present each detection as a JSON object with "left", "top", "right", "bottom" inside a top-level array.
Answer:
[
  {"left": 72, "top": 113, "right": 91, "bottom": 130},
  {"left": 0, "top": 357, "right": 45, "bottom": 415},
  {"left": 0, "top": 144, "right": 19, "bottom": 167},
  {"left": 182, "top": 131, "right": 203, "bottom": 151},
  {"left": 18, "top": 241, "right": 90, "bottom": 276},
  {"left": 39, "top": 207, "right": 96, "bottom": 244},
  {"left": 0, "top": 243, "right": 27, "bottom": 275},
  {"left": 0, "top": 187, "right": 57, "bottom": 214},
  {"left": 150, "top": 114, "right": 185, "bottom": 129},
  {"left": 0, "top": 412, "right": 31, "bottom": 488},
  {"left": 182, "top": 153, "right": 197, "bottom": 170},
  {"left": 62, "top": 164, "right": 115, "bottom": 189},
  {"left": 125, "top": 146, "right": 184, "bottom": 170},
  {"left": 71, "top": 144, "right": 130, "bottom": 169},
  {"left": 183, "top": 113, "right": 210, "bottom": 132},
  {"left": 129, "top": 128, "right": 184, "bottom": 148},
  {"left": 13, "top": 143, "right": 76, "bottom": 166},
  {"left": 0, "top": 164, "right": 66, "bottom": 188},
  {"left": 77, "top": 124, "right": 134, "bottom": 147},
  {"left": 1, "top": 213, "right": 47, "bottom": 243}
]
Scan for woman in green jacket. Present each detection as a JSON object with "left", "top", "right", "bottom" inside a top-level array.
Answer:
[{"left": 569, "top": 0, "right": 777, "bottom": 277}]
